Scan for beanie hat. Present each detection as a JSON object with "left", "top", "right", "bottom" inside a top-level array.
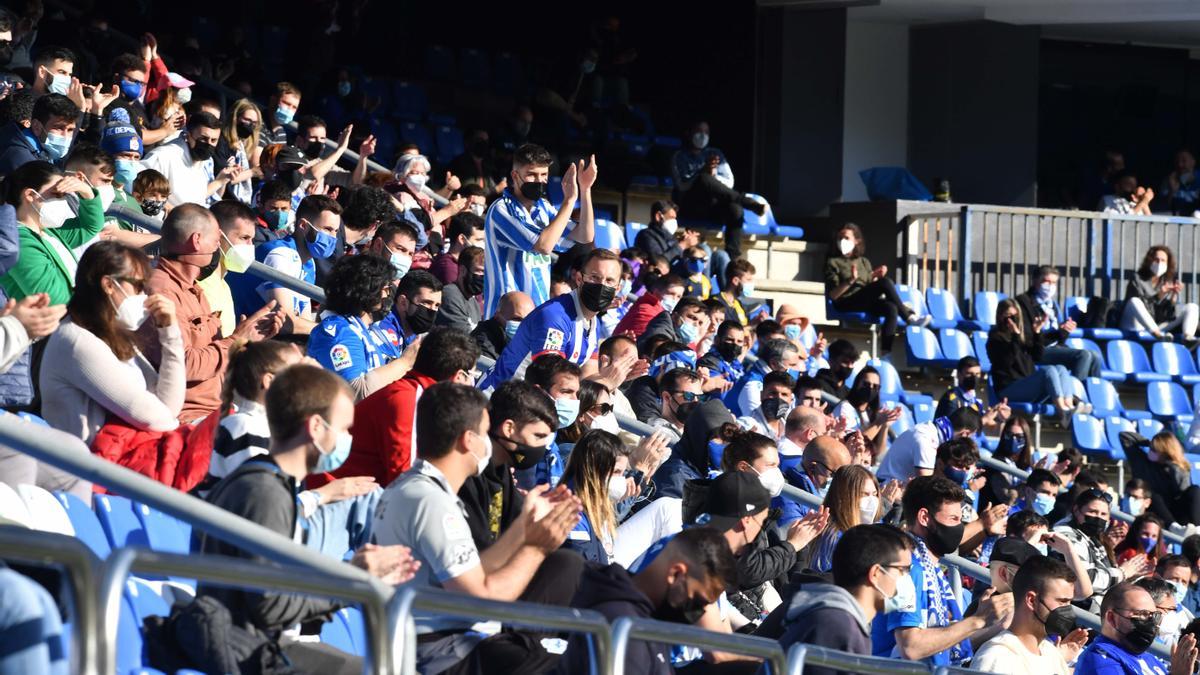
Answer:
[{"left": 100, "top": 108, "right": 143, "bottom": 157}]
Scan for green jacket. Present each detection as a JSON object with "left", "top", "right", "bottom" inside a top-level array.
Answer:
[
  {"left": 0, "top": 194, "right": 105, "bottom": 304},
  {"left": 109, "top": 187, "right": 145, "bottom": 232},
  {"left": 824, "top": 254, "right": 874, "bottom": 299}
]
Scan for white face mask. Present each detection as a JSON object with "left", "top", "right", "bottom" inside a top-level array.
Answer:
[
  {"left": 468, "top": 203, "right": 485, "bottom": 216},
  {"left": 607, "top": 474, "right": 627, "bottom": 503},
  {"left": 838, "top": 238, "right": 855, "bottom": 256},
  {"left": 391, "top": 251, "right": 412, "bottom": 279},
  {"left": 36, "top": 194, "right": 74, "bottom": 229},
  {"left": 109, "top": 279, "right": 148, "bottom": 331},
  {"left": 591, "top": 413, "right": 620, "bottom": 434},
  {"left": 405, "top": 174, "right": 429, "bottom": 192},
  {"left": 470, "top": 431, "right": 493, "bottom": 476},
  {"left": 1038, "top": 283, "right": 1057, "bottom": 300},
  {"left": 47, "top": 71, "right": 72, "bottom": 96},
  {"left": 97, "top": 184, "right": 116, "bottom": 211},
  {"left": 661, "top": 295, "right": 679, "bottom": 313},
  {"left": 859, "top": 495, "right": 880, "bottom": 524},
  {"left": 1152, "top": 261, "right": 1169, "bottom": 278},
  {"left": 176, "top": 87, "right": 192, "bottom": 105},
  {"left": 881, "top": 568, "right": 916, "bottom": 614},
  {"left": 661, "top": 218, "right": 678, "bottom": 236},
  {"left": 752, "top": 466, "right": 785, "bottom": 497},
  {"left": 692, "top": 132, "right": 709, "bottom": 149}
]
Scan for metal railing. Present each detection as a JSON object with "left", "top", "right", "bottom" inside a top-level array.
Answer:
[
  {"left": 0, "top": 528, "right": 102, "bottom": 675},
  {"left": 388, "top": 586, "right": 614, "bottom": 675},
  {"left": 100, "top": 548, "right": 392, "bottom": 674},
  {"left": 787, "top": 643, "right": 930, "bottom": 675},
  {"left": 898, "top": 211, "right": 964, "bottom": 299},
  {"left": 610, "top": 616, "right": 786, "bottom": 675}
]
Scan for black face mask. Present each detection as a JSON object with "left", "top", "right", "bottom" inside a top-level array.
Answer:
[
  {"left": 847, "top": 386, "right": 874, "bottom": 407},
  {"left": 579, "top": 282, "right": 616, "bottom": 313},
  {"left": 407, "top": 304, "right": 437, "bottom": 334},
  {"left": 674, "top": 400, "right": 699, "bottom": 423},
  {"left": 960, "top": 375, "right": 978, "bottom": 390},
  {"left": 518, "top": 180, "right": 548, "bottom": 201},
  {"left": 197, "top": 250, "right": 221, "bottom": 281},
  {"left": 761, "top": 397, "right": 789, "bottom": 421},
  {"left": 715, "top": 342, "right": 741, "bottom": 363},
  {"left": 0, "top": 41, "right": 13, "bottom": 67},
  {"left": 653, "top": 577, "right": 709, "bottom": 625},
  {"left": 371, "top": 287, "right": 395, "bottom": 322},
  {"left": 280, "top": 169, "right": 304, "bottom": 191},
  {"left": 493, "top": 435, "right": 547, "bottom": 471},
  {"left": 306, "top": 141, "right": 325, "bottom": 159},
  {"left": 1077, "top": 515, "right": 1108, "bottom": 540},
  {"left": 1039, "top": 601, "right": 1076, "bottom": 637},
  {"left": 189, "top": 140, "right": 214, "bottom": 162},
  {"left": 831, "top": 364, "right": 853, "bottom": 382},
  {"left": 1119, "top": 614, "right": 1160, "bottom": 654},
  {"left": 235, "top": 121, "right": 255, "bottom": 139},
  {"left": 924, "top": 519, "right": 965, "bottom": 557},
  {"left": 463, "top": 272, "right": 485, "bottom": 297}
]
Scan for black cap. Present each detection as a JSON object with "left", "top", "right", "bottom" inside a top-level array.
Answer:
[
  {"left": 990, "top": 537, "right": 1041, "bottom": 567},
  {"left": 276, "top": 145, "right": 308, "bottom": 169},
  {"left": 694, "top": 471, "right": 771, "bottom": 532}
]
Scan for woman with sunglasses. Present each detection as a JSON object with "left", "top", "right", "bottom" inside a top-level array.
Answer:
[
  {"left": 39, "top": 241, "right": 184, "bottom": 445},
  {"left": 987, "top": 298, "right": 1086, "bottom": 421},
  {"left": 830, "top": 365, "right": 901, "bottom": 463},
  {"left": 1053, "top": 487, "right": 1156, "bottom": 613},
  {"left": 558, "top": 380, "right": 618, "bottom": 444}
]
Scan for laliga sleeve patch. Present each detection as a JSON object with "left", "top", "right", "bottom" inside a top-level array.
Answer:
[
  {"left": 330, "top": 344, "right": 353, "bottom": 371},
  {"left": 543, "top": 328, "right": 564, "bottom": 352}
]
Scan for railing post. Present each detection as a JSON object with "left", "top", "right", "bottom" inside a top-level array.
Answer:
[
  {"left": 610, "top": 616, "right": 633, "bottom": 675},
  {"left": 98, "top": 548, "right": 138, "bottom": 675},
  {"left": 785, "top": 643, "right": 808, "bottom": 675},
  {"left": 1102, "top": 217, "right": 1115, "bottom": 299},
  {"left": 959, "top": 206, "right": 972, "bottom": 314}
]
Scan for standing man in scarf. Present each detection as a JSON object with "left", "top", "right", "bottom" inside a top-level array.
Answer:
[{"left": 871, "top": 475, "right": 1014, "bottom": 667}]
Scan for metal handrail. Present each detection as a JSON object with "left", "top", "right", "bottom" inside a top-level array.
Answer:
[
  {"left": 610, "top": 616, "right": 786, "bottom": 675},
  {"left": 0, "top": 527, "right": 102, "bottom": 675},
  {"left": 786, "top": 643, "right": 929, "bottom": 675},
  {"left": 388, "top": 585, "right": 614, "bottom": 675},
  {"left": 966, "top": 203, "right": 1200, "bottom": 224},
  {"left": 100, "top": 547, "right": 393, "bottom": 674}
]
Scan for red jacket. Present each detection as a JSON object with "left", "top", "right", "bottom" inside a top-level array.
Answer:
[
  {"left": 89, "top": 410, "right": 218, "bottom": 493},
  {"left": 612, "top": 292, "right": 665, "bottom": 338},
  {"left": 309, "top": 371, "right": 439, "bottom": 489}
]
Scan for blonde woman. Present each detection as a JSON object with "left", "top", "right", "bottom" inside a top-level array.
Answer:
[
  {"left": 1130, "top": 431, "right": 1200, "bottom": 525},
  {"left": 216, "top": 99, "right": 261, "bottom": 204},
  {"left": 560, "top": 429, "right": 629, "bottom": 564},
  {"left": 804, "top": 465, "right": 881, "bottom": 573}
]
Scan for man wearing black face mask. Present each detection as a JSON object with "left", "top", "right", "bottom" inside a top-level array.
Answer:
[
  {"left": 460, "top": 380, "right": 557, "bottom": 551},
  {"left": 975, "top": 554, "right": 1088, "bottom": 674},
  {"left": 875, "top": 475, "right": 1014, "bottom": 667},
  {"left": 143, "top": 111, "right": 243, "bottom": 207},
  {"left": 435, "top": 245, "right": 484, "bottom": 333},
  {"left": 379, "top": 269, "right": 442, "bottom": 348},
  {"left": 558, "top": 527, "right": 738, "bottom": 675},
  {"left": 647, "top": 367, "right": 703, "bottom": 445},
  {"left": 737, "top": 370, "right": 793, "bottom": 442},
  {"left": 1076, "top": 582, "right": 1198, "bottom": 675},
  {"left": 814, "top": 338, "right": 859, "bottom": 401},
  {"left": 936, "top": 356, "right": 1011, "bottom": 432}
]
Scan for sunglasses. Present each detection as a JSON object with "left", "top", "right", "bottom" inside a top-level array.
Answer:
[
  {"left": 671, "top": 391, "right": 701, "bottom": 402},
  {"left": 1082, "top": 487, "right": 1113, "bottom": 504},
  {"left": 592, "top": 402, "right": 614, "bottom": 415}
]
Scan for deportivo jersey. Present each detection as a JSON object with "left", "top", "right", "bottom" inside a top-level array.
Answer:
[
  {"left": 307, "top": 312, "right": 403, "bottom": 383},
  {"left": 480, "top": 291, "right": 597, "bottom": 389},
  {"left": 482, "top": 189, "right": 574, "bottom": 317}
]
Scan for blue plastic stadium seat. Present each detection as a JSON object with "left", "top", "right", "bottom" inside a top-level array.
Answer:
[
  {"left": 426, "top": 112, "right": 457, "bottom": 127},
  {"left": 135, "top": 503, "right": 191, "bottom": 556},
  {"left": 895, "top": 285, "right": 925, "bottom": 325},
  {"left": 625, "top": 222, "right": 647, "bottom": 247},
  {"left": 654, "top": 135, "right": 683, "bottom": 149},
  {"left": 391, "top": 82, "right": 428, "bottom": 122},
  {"left": 56, "top": 493, "right": 111, "bottom": 557},
  {"left": 397, "top": 122, "right": 434, "bottom": 156},
  {"left": 775, "top": 225, "right": 806, "bottom": 239},
  {"left": 1105, "top": 416, "right": 1136, "bottom": 451},
  {"left": 886, "top": 401, "right": 915, "bottom": 437},
  {"left": 1107, "top": 340, "right": 1171, "bottom": 384},
  {"left": 424, "top": 45, "right": 456, "bottom": 81},
  {"left": 1138, "top": 419, "right": 1165, "bottom": 438},
  {"left": 1064, "top": 337, "right": 1123, "bottom": 381},
  {"left": 629, "top": 175, "right": 659, "bottom": 188},
  {"left": 912, "top": 400, "right": 935, "bottom": 424},
  {"left": 739, "top": 193, "right": 773, "bottom": 236},
  {"left": 433, "top": 126, "right": 464, "bottom": 166},
  {"left": 546, "top": 176, "right": 564, "bottom": 207},
  {"left": 826, "top": 297, "right": 881, "bottom": 329},
  {"left": 115, "top": 596, "right": 145, "bottom": 675},
  {"left": 1148, "top": 381, "right": 1195, "bottom": 421},
  {"left": 1071, "top": 413, "right": 1124, "bottom": 461},
  {"left": 939, "top": 328, "right": 975, "bottom": 363},
  {"left": 492, "top": 52, "right": 524, "bottom": 95},
  {"left": 1085, "top": 377, "right": 1152, "bottom": 420},
  {"left": 905, "top": 325, "right": 953, "bottom": 368},
  {"left": 1153, "top": 342, "right": 1200, "bottom": 385},
  {"left": 320, "top": 610, "right": 356, "bottom": 653},
  {"left": 458, "top": 48, "right": 491, "bottom": 86},
  {"left": 592, "top": 220, "right": 626, "bottom": 252},
  {"left": 973, "top": 291, "right": 1007, "bottom": 330},
  {"left": 94, "top": 495, "right": 150, "bottom": 551},
  {"left": 972, "top": 331, "right": 991, "bottom": 372},
  {"left": 925, "top": 288, "right": 978, "bottom": 331},
  {"left": 1064, "top": 296, "right": 1122, "bottom": 339}
]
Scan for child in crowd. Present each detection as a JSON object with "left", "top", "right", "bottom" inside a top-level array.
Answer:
[{"left": 131, "top": 169, "right": 171, "bottom": 227}]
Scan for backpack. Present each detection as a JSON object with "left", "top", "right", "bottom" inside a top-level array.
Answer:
[{"left": 144, "top": 594, "right": 300, "bottom": 675}]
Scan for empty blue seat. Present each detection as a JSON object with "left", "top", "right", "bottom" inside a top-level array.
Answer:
[
  {"left": 625, "top": 222, "right": 647, "bottom": 246},
  {"left": 56, "top": 493, "right": 111, "bottom": 557},
  {"left": 424, "top": 45, "right": 456, "bottom": 80},
  {"left": 135, "top": 503, "right": 190, "bottom": 556},
  {"left": 320, "top": 610, "right": 356, "bottom": 653},
  {"left": 391, "top": 81, "right": 428, "bottom": 122},
  {"left": 972, "top": 331, "right": 991, "bottom": 372},
  {"left": 925, "top": 288, "right": 978, "bottom": 331},
  {"left": 905, "top": 325, "right": 953, "bottom": 368},
  {"left": 1105, "top": 416, "right": 1136, "bottom": 451},
  {"left": 972, "top": 291, "right": 1007, "bottom": 330},
  {"left": 1085, "top": 377, "right": 1152, "bottom": 420},
  {"left": 592, "top": 220, "right": 626, "bottom": 252},
  {"left": 855, "top": 358, "right": 932, "bottom": 408},
  {"left": 1064, "top": 337, "right": 1123, "bottom": 381},
  {"left": 912, "top": 400, "right": 935, "bottom": 424},
  {"left": 1148, "top": 381, "right": 1195, "bottom": 420},
  {"left": 492, "top": 52, "right": 524, "bottom": 94},
  {"left": 434, "top": 126, "right": 464, "bottom": 166},
  {"left": 458, "top": 48, "right": 490, "bottom": 86},
  {"left": 1071, "top": 413, "right": 1124, "bottom": 461},
  {"left": 1153, "top": 342, "right": 1200, "bottom": 385},
  {"left": 94, "top": 495, "right": 149, "bottom": 550},
  {"left": 1107, "top": 340, "right": 1171, "bottom": 384},
  {"left": 629, "top": 175, "right": 659, "bottom": 188},
  {"left": 886, "top": 401, "right": 914, "bottom": 437},
  {"left": 939, "top": 328, "right": 975, "bottom": 363},
  {"left": 115, "top": 596, "right": 145, "bottom": 674},
  {"left": 398, "top": 122, "right": 434, "bottom": 156},
  {"left": 1138, "top": 419, "right": 1165, "bottom": 438},
  {"left": 825, "top": 297, "right": 880, "bottom": 328}
]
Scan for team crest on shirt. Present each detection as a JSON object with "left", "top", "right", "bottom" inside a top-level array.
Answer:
[
  {"left": 330, "top": 345, "right": 352, "bottom": 371},
  {"left": 324, "top": 322, "right": 337, "bottom": 336},
  {"left": 382, "top": 329, "right": 399, "bottom": 346},
  {"left": 544, "top": 328, "right": 564, "bottom": 352}
]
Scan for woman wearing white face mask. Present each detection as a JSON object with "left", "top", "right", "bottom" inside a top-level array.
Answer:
[
  {"left": 560, "top": 429, "right": 631, "bottom": 564},
  {"left": 826, "top": 223, "right": 929, "bottom": 356},
  {"left": 0, "top": 161, "right": 106, "bottom": 305},
  {"left": 39, "top": 241, "right": 185, "bottom": 445},
  {"left": 558, "top": 380, "right": 617, "bottom": 444},
  {"left": 803, "top": 464, "right": 882, "bottom": 574},
  {"left": 1121, "top": 245, "right": 1200, "bottom": 341},
  {"left": 391, "top": 153, "right": 464, "bottom": 229}
]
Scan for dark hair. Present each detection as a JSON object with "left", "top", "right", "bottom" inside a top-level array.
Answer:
[
  {"left": 827, "top": 338, "right": 857, "bottom": 364},
  {"left": 996, "top": 415, "right": 1034, "bottom": 470},
  {"left": 525, "top": 353, "right": 582, "bottom": 390},
  {"left": 1026, "top": 468, "right": 1062, "bottom": 491},
  {"left": 956, "top": 356, "right": 980, "bottom": 371},
  {"left": 33, "top": 45, "right": 75, "bottom": 69},
  {"left": 296, "top": 194, "right": 342, "bottom": 223},
  {"left": 415, "top": 382, "right": 488, "bottom": 460},
  {"left": 1138, "top": 245, "right": 1177, "bottom": 283},
  {"left": 667, "top": 527, "right": 738, "bottom": 590},
  {"left": 673, "top": 296, "right": 706, "bottom": 319},
  {"left": 258, "top": 180, "right": 293, "bottom": 206},
  {"left": 1135, "top": 576, "right": 1174, "bottom": 605},
  {"left": 447, "top": 212, "right": 483, "bottom": 243},
  {"left": 343, "top": 186, "right": 396, "bottom": 230},
  {"left": 948, "top": 407, "right": 982, "bottom": 434},
  {"left": 660, "top": 367, "right": 701, "bottom": 395},
  {"left": 648, "top": 272, "right": 686, "bottom": 294},
  {"left": 65, "top": 143, "right": 115, "bottom": 177},
  {"left": 373, "top": 220, "right": 418, "bottom": 248},
  {"left": 716, "top": 320, "right": 744, "bottom": 341},
  {"left": 1100, "top": 582, "right": 1147, "bottom": 624},
  {"left": 322, "top": 254, "right": 395, "bottom": 317},
  {"left": 1006, "top": 510, "right": 1049, "bottom": 537},
  {"left": 110, "top": 53, "right": 145, "bottom": 79},
  {"left": 902, "top": 475, "right": 967, "bottom": 526},
  {"left": 834, "top": 223, "right": 866, "bottom": 258},
  {"left": 1012, "top": 555, "right": 1077, "bottom": 599},
  {"left": 1125, "top": 478, "right": 1152, "bottom": 495},
  {"left": 67, "top": 242, "right": 152, "bottom": 361},
  {"left": 1032, "top": 265, "right": 1060, "bottom": 287},
  {"left": 936, "top": 437, "right": 979, "bottom": 467},
  {"left": 459, "top": 183, "right": 486, "bottom": 198},
  {"left": 762, "top": 370, "right": 795, "bottom": 392},
  {"left": 598, "top": 334, "right": 636, "bottom": 361},
  {"left": 397, "top": 269, "right": 442, "bottom": 301},
  {"left": 650, "top": 200, "right": 677, "bottom": 221},
  {"left": 726, "top": 258, "right": 755, "bottom": 280},
  {"left": 1116, "top": 513, "right": 1165, "bottom": 560},
  {"left": 186, "top": 111, "right": 220, "bottom": 132},
  {"left": 1159, "top": 554, "right": 1192, "bottom": 576},
  {"left": 560, "top": 379, "right": 610, "bottom": 443},
  {"left": 221, "top": 341, "right": 298, "bottom": 413},
  {"left": 458, "top": 246, "right": 484, "bottom": 275},
  {"left": 295, "top": 114, "right": 326, "bottom": 138},
  {"left": 3, "top": 160, "right": 58, "bottom": 206},
  {"left": 720, "top": 430, "right": 776, "bottom": 472},
  {"left": 265, "top": 364, "right": 352, "bottom": 441},
  {"left": 793, "top": 375, "right": 822, "bottom": 394},
  {"left": 0, "top": 89, "right": 36, "bottom": 126},
  {"left": 32, "top": 93, "right": 78, "bottom": 125},
  {"left": 755, "top": 319, "right": 784, "bottom": 341},
  {"left": 490, "top": 379, "right": 558, "bottom": 432},
  {"left": 210, "top": 199, "right": 258, "bottom": 230},
  {"left": 411, "top": 326, "right": 479, "bottom": 380},
  {"left": 512, "top": 143, "right": 552, "bottom": 169},
  {"left": 1183, "top": 535, "right": 1200, "bottom": 565},
  {"left": 581, "top": 247, "right": 622, "bottom": 272},
  {"left": 831, "top": 524, "right": 912, "bottom": 588}
]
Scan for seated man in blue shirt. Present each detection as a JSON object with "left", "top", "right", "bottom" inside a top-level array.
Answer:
[
  {"left": 670, "top": 120, "right": 764, "bottom": 260},
  {"left": 871, "top": 475, "right": 1013, "bottom": 667},
  {"left": 698, "top": 320, "right": 746, "bottom": 383},
  {"left": 254, "top": 193, "right": 342, "bottom": 334},
  {"left": 519, "top": 354, "right": 582, "bottom": 489},
  {"left": 379, "top": 269, "right": 442, "bottom": 349},
  {"left": 1075, "top": 581, "right": 1197, "bottom": 675}
]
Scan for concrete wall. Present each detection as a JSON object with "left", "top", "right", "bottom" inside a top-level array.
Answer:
[{"left": 841, "top": 21, "right": 911, "bottom": 203}]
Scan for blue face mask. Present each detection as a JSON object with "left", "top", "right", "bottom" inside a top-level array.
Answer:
[
  {"left": 619, "top": 279, "right": 632, "bottom": 297},
  {"left": 504, "top": 320, "right": 520, "bottom": 340},
  {"left": 945, "top": 466, "right": 971, "bottom": 489},
  {"left": 555, "top": 397, "right": 580, "bottom": 429},
  {"left": 114, "top": 159, "right": 139, "bottom": 188},
  {"left": 787, "top": 367, "right": 802, "bottom": 381},
  {"left": 1141, "top": 536, "right": 1158, "bottom": 554},
  {"left": 266, "top": 210, "right": 292, "bottom": 233},
  {"left": 315, "top": 419, "right": 353, "bottom": 473},
  {"left": 686, "top": 258, "right": 706, "bottom": 275},
  {"left": 708, "top": 439, "right": 725, "bottom": 469},
  {"left": 1032, "top": 493, "right": 1056, "bottom": 516},
  {"left": 677, "top": 320, "right": 700, "bottom": 344},
  {"left": 275, "top": 106, "right": 295, "bottom": 126},
  {"left": 785, "top": 324, "right": 803, "bottom": 342},
  {"left": 119, "top": 79, "right": 143, "bottom": 101},
  {"left": 337, "top": 81, "right": 352, "bottom": 97},
  {"left": 306, "top": 226, "right": 338, "bottom": 259},
  {"left": 1170, "top": 580, "right": 1189, "bottom": 606},
  {"left": 43, "top": 132, "right": 71, "bottom": 161}
]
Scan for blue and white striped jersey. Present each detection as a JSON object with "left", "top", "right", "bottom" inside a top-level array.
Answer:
[{"left": 482, "top": 189, "right": 572, "bottom": 317}]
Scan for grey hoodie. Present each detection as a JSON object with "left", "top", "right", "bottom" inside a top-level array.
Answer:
[{"left": 779, "top": 582, "right": 873, "bottom": 675}]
